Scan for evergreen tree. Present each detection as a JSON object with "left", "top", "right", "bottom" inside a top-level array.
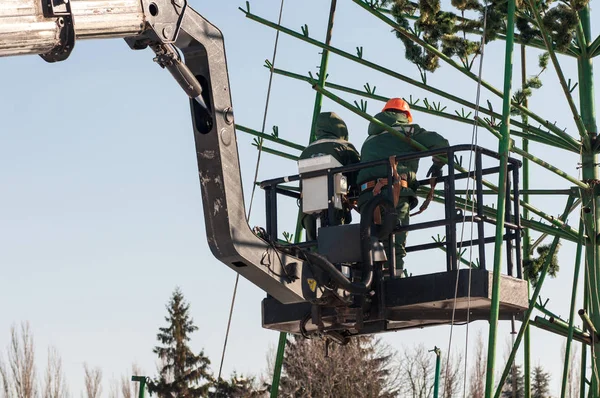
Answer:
[
  {"left": 208, "top": 373, "right": 267, "bottom": 398},
  {"left": 531, "top": 366, "right": 551, "bottom": 398},
  {"left": 148, "top": 288, "right": 212, "bottom": 398},
  {"left": 277, "top": 335, "right": 399, "bottom": 397},
  {"left": 502, "top": 364, "right": 525, "bottom": 398}
]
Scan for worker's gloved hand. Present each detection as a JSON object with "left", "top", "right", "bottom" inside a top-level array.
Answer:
[{"left": 426, "top": 164, "right": 443, "bottom": 179}]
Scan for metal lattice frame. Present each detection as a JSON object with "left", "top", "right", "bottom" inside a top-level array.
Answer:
[{"left": 237, "top": 0, "right": 599, "bottom": 397}]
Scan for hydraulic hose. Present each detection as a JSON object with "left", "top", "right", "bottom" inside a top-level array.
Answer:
[
  {"left": 304, "top": 251, "right": 372, "bottom": 294},
  {"left": 303, "top": 195, "right": 396, "bottom": 295},
  {"left": 359, "top": 195, "right": 396, "bottom": 286}
]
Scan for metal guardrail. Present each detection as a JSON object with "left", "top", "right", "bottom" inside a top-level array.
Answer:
[{"left": 260, "top": 145, "right": 523, "bottom": 279}]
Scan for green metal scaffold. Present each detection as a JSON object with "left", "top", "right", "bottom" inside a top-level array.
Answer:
[{"left": 233, "top": 0, "right": 599, "bottom": 397}]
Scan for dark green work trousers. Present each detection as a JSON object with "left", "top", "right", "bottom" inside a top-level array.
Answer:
[{"left": 358, "top": 190, "right": 411, "bottom": 272}]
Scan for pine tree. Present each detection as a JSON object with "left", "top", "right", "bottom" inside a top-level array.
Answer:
[
  {"left": 208, "top": 373, "right": 267, "bottom": 398},
  {"left": 277, "top": 335, "right": 399, "bottom": 397},
  {"left": 148, "top": 288, "right": 212, "bottom": 398},
  {"left": 531, "top": 366, "right": 551, "bottom": 398},
  {"left": 502, "top": 364, "right": 525, "bottom": 398}
]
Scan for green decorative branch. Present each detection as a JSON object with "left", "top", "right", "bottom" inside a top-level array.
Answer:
[
  {"left": 423, "top": 188, "right": 580, "bottom": 242},
  {"left": 476, "top": 117, "right": 502, "bottom": 140},
  {"left": 432, "top": 234, "right": 478, "bottom": 268},
  {"left": 301, "top": 24, "right": 309, "bottom": 37},
  {"left": 510, "top": 53, "right": 547, "bottom": 115},
  {"left": 524, "top": 243, "right": 561, "bottom": 286},
  {"left": 525, "top": 0, "right": 589, "bottom": 141},
  {"left": 354, "top": 99, "right": 368, "bottom": 112},
  {"left": 270, "top": 67, "right": 577, "bottom": 151},
  {"left": 251, "top": 138, "right": 300, "bottom": 161},
  {"left": 376, "top": 5, "right": 579, "bottom": 56},
  {"left": 589, "top": 34, "right": 600, "bottom": 57},
  {"left": 241, "top": 8, "right": 580, "bottom": 151},
  {"left": 453, "top": 189, "right": 573, "bottom": 196},
  {"left": 534, "top": 300, "right": 561, "bottom": 320},
  {"left": 352, "top": 0, "right": 581, "bottom": 149},
  {"left": 236, "top": 124, "right": 305, "bottom": 151},
  {"left": 529, "top": 199, "right": 581, "bottom": 254},
  {"left": 282, "top": 231, "right": 294, "bottom": 243},
  {"left": 476, "top": 117, "right": 588, "bottom": 189},
  {"left": 313, "top": 83, "right": 579, "bottom": 238}
]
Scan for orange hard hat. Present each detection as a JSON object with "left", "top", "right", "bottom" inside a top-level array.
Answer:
[{"left": 382, "top": 98, "right": 413, "bottom": 123}]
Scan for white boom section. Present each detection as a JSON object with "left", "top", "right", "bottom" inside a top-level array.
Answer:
[{"left": 0, "top": 0, "right": 144, "bottom": 57}]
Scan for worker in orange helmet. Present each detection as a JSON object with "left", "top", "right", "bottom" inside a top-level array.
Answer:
[{"left": 356, "top": 98, "right": 449, "bottom": 276}]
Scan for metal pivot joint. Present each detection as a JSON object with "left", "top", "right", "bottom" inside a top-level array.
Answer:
[
  {"left": 40, "top": 0, "right": 75, "bottom": 62},
  {"left": 145, "top": 0, "right": 187, "bottom": 43}
]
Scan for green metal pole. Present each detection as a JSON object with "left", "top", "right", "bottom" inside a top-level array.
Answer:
[
  {"left": 270, "top": 3, "right": 338, "bottom": 395},
  {"left": 432, "top": 347, "right": 441, "bottom": 398},
  {"left": 578, "top": 4, "right": 599, "bottom": 396},
  {"left": 309, "top": 0, "right": 337, "bottom": 142},
  {"left": 582, "top": 261, "right": 590, "bottom": 398},
  {"left": 520, "top": 42, "right": 532, "bottom": 398},
  {"left": 131, "top": 376, "right": 146, "bottom": 398},
  {"left": 270, "top": 332, "right": 287, "bottom": 397},
  {"left": 561, "top": 219, "right": 585, "bottom": 398},
  {"left": 270, "top": 215, "right": 306, "bottom": 398},
  {"left": 493, "top": 196, "right": 576, "bottom": 398},
  {"left": 485, "top": 0, "right": 516, "bottom": 394}
]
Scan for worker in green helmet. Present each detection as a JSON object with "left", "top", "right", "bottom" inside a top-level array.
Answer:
[
  {"left": 299, "top": 112, "right": 360, "bottom": 241},
  {"left": 357, "top": 98, "right": 449, "bottom": 274}
]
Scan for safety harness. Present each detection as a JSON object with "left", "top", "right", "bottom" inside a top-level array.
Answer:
[{"left": 360, "top": 155, "right": 437, "bottom": 222}]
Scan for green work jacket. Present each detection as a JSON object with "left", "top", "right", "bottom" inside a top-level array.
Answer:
[
  {"left": 299, "top": 112, "right": 360, "bottom": 189},
  {"left": 356, "top": 111, "right": 449, "bottom": 198}
]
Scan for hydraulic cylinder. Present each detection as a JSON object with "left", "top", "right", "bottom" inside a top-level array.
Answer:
[{"left": 0, "top": 0, "right": 144, "bottom": 58}]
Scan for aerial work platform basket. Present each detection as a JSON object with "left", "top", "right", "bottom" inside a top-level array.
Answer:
[{"left": 259, "top": 145, "right": 529, "bottom": 337}]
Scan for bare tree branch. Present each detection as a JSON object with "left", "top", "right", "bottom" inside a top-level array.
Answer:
[
  {"left": 561, "top": 342, "right": 580, "bottom": 398},
  {"left": 83, "top": 364, "right": 102, "bottom": 398},
  {"left": 469, "top": 332, "right": 485, "bottom": 398},
  {"left": 441, "top": 352, "right": 463, "bottom": 398},
  {"left": 108, "top": 378, "right": 119, "bottom": 398},
  {"left": 7, "top": 322, "right": 37, "bottom": 398},
  {"left": 0, "top": 358, "right": 11, "bottom": 398},
  {"left": 43, "top": 347, "right": 68, "bottom": 398},
  {"left": 121, "top": 364, "right": 143, "bottom": 398},
  {"left": 398, "top": 344, "right": 435, "bottom": 398}
]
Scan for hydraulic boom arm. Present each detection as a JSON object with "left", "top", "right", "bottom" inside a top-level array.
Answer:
[{"left": 0, "top": 0, "right": 317, "bottom": 304}]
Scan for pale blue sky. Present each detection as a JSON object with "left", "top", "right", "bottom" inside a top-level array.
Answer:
[{"left": 0, "top": 0, "right": 598, "bottom": 395}]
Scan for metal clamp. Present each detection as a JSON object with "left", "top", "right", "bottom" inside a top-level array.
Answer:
[{"left": 40, "top": 0, "right": 75, "bottom": 63}]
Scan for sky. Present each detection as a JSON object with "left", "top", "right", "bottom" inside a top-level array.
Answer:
[{"left": 0, "top": 0, "right": 599, "bottom": 396}]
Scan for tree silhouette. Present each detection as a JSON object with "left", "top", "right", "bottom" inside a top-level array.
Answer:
[{"left": 148, "top": 288, "right": 212, "bottom": 398}]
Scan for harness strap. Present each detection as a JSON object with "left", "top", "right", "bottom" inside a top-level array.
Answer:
[
  {"left": 373, "top": 156, "right": 402, "bottom": 224},
  {"left": 410, "top": 177, "right": 437, "bottom": 217}
]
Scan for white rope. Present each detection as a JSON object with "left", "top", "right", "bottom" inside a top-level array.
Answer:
[
  {"left": 442, "top": 6, "right": 490, "bottom": 397},
  {"left": 247, "top": 0, "right": 287, "bottom": 219}
]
